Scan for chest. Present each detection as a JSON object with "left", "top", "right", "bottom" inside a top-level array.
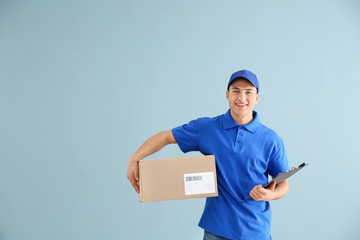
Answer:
[{"left": 198, "top": 126, "right": 273, "bottom": 178}]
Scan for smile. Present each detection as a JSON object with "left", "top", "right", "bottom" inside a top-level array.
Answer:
[{"left": 235, "top": 103, "right": 247, "bottom": 107}]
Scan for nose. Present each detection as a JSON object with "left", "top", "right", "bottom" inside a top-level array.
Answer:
[{"left": 237, "top": 92, "right": 246, "bottom": 101}]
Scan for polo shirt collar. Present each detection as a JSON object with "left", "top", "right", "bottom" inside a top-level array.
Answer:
[{"left": 223, "top": 109, "right": 260, "bottom": 133}]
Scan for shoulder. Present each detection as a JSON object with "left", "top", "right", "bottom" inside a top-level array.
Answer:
[
  {"left": 197, "top": 113, "right": 224, "bottom": 126},
  {"left": 257, "top": 123, "right": 284, "bottom": 144}
]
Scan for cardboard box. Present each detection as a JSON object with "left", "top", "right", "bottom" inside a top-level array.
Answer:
[{"left": 138, "top": 155, "right": 218, "bottom": 202}]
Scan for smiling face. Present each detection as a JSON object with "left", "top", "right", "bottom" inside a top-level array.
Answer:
[{"left": 226, "top": 78, "right": 260, "bottom": 125}]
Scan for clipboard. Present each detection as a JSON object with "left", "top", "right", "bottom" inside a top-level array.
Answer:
[{"left": 241, "top": 162, "right": 308, "bottom": 203}]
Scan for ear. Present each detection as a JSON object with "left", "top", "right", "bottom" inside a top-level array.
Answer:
[
  {"left": 226, "top": 90, "right": 229, "bottom": 100},
  {"left": 255, "top": 93, "right": 260, "bottom": 103}
]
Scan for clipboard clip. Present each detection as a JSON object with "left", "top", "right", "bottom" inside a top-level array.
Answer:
[{"left": 298, "top": 162, "right": 308, "bottom": 168}]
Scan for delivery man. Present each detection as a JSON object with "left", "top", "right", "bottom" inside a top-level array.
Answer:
[{"left": 127, "top": 70, "right": 290, "bottom": 240}]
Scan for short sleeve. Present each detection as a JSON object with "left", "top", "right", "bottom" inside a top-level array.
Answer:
[
  {"left": 267, "top": 137, "right": 289, "bottom": 178},
  {"left": 172, "top": 119, "right": 199, "bottom": 153}
]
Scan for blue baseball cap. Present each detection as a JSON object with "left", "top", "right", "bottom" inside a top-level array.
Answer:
[{"left": 227, "top": 70, "right": 259, "bottom": 92}]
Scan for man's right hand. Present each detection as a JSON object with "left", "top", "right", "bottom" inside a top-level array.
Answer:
[
  {"left": 127, "top": 158, "right": 140, "bottom": 193},
  {"left": 126, "top": 130, "right": 177, "bottom": 194}
]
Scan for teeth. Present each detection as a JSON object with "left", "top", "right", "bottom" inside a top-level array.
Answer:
[{"left": 236, "top": 103, "right": 246, "bottom": 106}]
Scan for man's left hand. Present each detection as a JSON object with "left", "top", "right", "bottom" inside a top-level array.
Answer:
[{"left": 249, "top": 181, "right": 276, "bottom": 201}]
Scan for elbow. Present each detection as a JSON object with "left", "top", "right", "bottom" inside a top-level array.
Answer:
[
  {"left": 283, "top": 179, "right": 290, "bottom": 196},
  {"left": 160, "top": 130, "right": 177, "bottom": 144}
]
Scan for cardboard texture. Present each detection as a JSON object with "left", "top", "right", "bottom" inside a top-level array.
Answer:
[{"left": 138, "top": 155, "right": 218, "bottom": 202}]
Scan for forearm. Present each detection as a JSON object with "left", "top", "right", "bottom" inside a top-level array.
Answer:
[
  {"left": 127, "top": 130, "right": 176, "bottom": 193},
  {"left": 129, "top": 130, "right": 176, "bottom": 163},
  {"left": 271, "top": 179, "right": 289, "bottom": 200}
]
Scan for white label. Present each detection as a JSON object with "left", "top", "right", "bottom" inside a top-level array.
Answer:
[{"left": 184, "top": 172, "right": 215, "bottom": 195}]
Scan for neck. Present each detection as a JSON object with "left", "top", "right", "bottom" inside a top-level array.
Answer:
[{"left": 230, "top": 110, "right": 254, "bottom": 125}]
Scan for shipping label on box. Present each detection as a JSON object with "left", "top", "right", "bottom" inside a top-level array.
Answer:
[{"left": 184, "top": 172, "right": 216, "bottom": 195}]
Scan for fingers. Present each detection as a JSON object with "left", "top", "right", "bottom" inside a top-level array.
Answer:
[
  {"left": 135, "top": 168, "right": 139, "bottom": 181},
  {"left": 250, "top": 185, "right": 263, "bottom": 201},
  {"left": 127, "top": 171, "right": 140, "bottom": 193},
  {"left": 250, "top": 184, "right": 275, "bottom": 201},
  {"left": 130, "top": 177, "right": 140, "bottom": 194},
  {"left": 127, "top": 161, "right": 140, "bottom": 193},
  {"left": 269, "top": 181, "right": 276, "bottom": 191}
]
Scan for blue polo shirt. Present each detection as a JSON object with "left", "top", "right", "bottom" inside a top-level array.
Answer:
[{"left": 172, "top": 110, "right": 289, "bottom": 240}]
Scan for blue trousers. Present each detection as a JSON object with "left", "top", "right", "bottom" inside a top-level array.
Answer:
[
  {"left": 203, "top": 230, "right": 272, "bottom": 240},
  {"left": 203, "top": 230, "right": 230, "bottom": 240}
]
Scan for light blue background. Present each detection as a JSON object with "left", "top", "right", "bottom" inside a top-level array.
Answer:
[{"left": 1, "top": 0, "right": 360, "bottom": 239}]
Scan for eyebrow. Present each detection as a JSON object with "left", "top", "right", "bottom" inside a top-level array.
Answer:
[{"left": 231, "top": 87, "right": 255, "bottom": 91}]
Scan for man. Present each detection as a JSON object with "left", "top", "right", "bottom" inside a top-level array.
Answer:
[{"left": 127, "top": 70, "right": 289, "bottom": 240}]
